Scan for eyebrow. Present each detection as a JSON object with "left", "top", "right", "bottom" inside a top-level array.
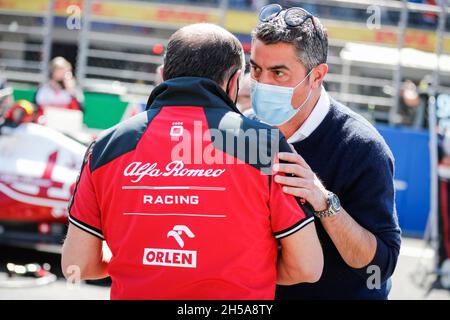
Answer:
[
  {"left": 249, "top": 59, "right": 260, "bottom": 69},
  {"left": 268, "top": 64, "right": 289, "bottom": 71},
  {"left": 249, "top": 59, "right": 290, "bottom": 71}
]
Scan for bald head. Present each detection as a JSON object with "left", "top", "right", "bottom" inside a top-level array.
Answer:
[{"left": 163, "top": 23, "right": 244, "bottom": 87}]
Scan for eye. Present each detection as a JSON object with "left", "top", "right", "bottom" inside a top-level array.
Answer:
[
  {"left": 274, "top": 70, "right": 285, "bottom": 77},
  {"left": 250, "top": 65, "right": 261, "bottom": 77}
]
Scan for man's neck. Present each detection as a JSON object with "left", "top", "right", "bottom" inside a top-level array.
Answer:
[{"left": 280, "top": 88, "right": 322, "bottom": 140}]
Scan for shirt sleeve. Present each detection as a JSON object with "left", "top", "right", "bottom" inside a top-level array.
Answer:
[
  {"left": 68, "top": 142, "right": 103, "bottom": 240},
  {"left": 343, "top": 139, "right": 401, "bottom": 283},
  {"left": 270, "top": 136, "right": 315, "bottom": 239}
]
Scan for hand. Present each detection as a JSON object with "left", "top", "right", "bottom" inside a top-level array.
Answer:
[
  {"left": 63, "top": 72, "right": 76, "bottom": 95},
  {"left": 273, "top": 152, "right": 329, "bottom": 212}
]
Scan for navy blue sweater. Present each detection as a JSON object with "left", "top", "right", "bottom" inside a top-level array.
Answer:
[{"left": 274, "top": 99, "right": 402, "bottom": 300}]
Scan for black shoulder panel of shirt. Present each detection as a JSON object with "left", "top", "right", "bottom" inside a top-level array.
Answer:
[
  {"left": 88, "top": 77, "right": 293, "bottom": 174},
  {"left": 89, "top": 108, "right": 161, "bottom": 172},
  {"left": 203, "top": 108, "right": 287, "bottom": 174},
  {"left": 146, "top": 77, "right": 291, "bottom": 175}
]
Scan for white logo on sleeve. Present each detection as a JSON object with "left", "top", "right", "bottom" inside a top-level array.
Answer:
[
  {"left": 143, "top": 225, "right": 197, "bottom": 268},
  {"left": 170, "top": 122, "right": 183, "bottom": 137}
]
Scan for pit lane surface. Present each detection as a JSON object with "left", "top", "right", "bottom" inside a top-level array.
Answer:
[{"left": 0, "top": 238, "right": 449, "bottom": 300}]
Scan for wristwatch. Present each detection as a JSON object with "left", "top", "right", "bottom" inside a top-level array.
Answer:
[{"left": 314, "top": 192, "right": 342, "bottom": 219}]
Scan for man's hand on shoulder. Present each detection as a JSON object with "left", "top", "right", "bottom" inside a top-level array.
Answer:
[{"left": 273, "top": 151, "right": 329, "bottom": 212}]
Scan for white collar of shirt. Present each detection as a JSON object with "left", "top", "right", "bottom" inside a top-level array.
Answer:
[{"left": 287, "top": 86, "right": 330, "bottom": 144}]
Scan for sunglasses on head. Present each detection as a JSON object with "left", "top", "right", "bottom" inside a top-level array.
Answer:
[{"left": 258, "top": 3, "right": 322, "bottom": 40}]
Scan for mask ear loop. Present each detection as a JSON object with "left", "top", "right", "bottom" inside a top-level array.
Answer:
[
  {"left": 293, "top": 68, "right": 314, "bottom": 90},
  {"left": 296, "top": 89, "right": 313, "bottom": 110},
  {"left": 226, "top": 69, "right": 240, "bottom": 105},
  {"left": 291, "top": 68, "right": 314, "bottom": 110}
]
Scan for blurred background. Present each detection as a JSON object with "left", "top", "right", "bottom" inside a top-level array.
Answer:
[{"left": 0, "top": 0, "right": 450, "bottom": 299}]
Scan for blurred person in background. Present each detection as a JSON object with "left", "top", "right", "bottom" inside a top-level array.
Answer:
[
  {"left": 35, "top": 56, "right": 83, "bottom": 111},
  {"left": 399, "top": 79, "right": 421, "bottom": 127},
  {"left": 2, "top": 100, "right": 37, "bottom": 127},
  {"left": 0, "top": 76, "right": 40, "bottom": 128},
  {"left": 249, "top": 4, "right": 401, "bottom": 299},
  {"left": 416, "top": 74, "right": 433, "bottom": 128},
  {"left": 398, "top": 76, "right": 433, "bottom": 129}
]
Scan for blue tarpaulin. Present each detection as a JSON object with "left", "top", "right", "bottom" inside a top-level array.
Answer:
[{"left": 376, "top": 125, "right": 430, "bottom": 237}]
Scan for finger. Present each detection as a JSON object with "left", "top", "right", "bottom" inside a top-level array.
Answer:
[
  {"left": 272, "top": 163, "right": 303, "bottom": 177},
  {"left": 274, "top": 175, "right": 310, "bottom": 188},
  {"left": 273, "top": 163, "right": 314, "bottom": 179},
  {"left": 282, "top": 186, "right": 311, "bottom": 199},
  {"left": 277, "top": 152, "right": 310, "bottom": 169}
]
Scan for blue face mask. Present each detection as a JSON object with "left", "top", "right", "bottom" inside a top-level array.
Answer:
[{"left": 251, "top": 69, "right": 313, "bottom": 126}]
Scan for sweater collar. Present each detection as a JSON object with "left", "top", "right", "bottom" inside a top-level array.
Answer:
[
  {"left": 146, "top": 76, "right": 241, "bottom": 114},
  {"left": 290, "top": 99, "right": 339, "bottom": 147}
]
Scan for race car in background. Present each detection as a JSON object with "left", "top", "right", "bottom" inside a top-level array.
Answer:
[
  {"left": 0, "top": 86, "right": 87, "bottom": 246},
  {"left": 0, "top": 79, "right": 141, "bottom": 248}
]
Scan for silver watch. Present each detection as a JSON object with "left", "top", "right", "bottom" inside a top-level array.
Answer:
[{"left": 314, "top": 192, "right": 342, "bottom": 219}]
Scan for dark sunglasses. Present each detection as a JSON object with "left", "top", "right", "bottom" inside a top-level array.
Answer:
[{"left": 258, "top": 3, "right": 322, "bottom": 40}]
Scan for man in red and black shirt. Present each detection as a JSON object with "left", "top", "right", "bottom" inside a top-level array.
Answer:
[{"left": 62, "top": 23, "right": 323, "bottom": 300}]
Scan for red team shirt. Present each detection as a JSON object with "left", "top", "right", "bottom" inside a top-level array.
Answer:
[{"left": 68, "top": 78, "right": 314, "bottom": 299}]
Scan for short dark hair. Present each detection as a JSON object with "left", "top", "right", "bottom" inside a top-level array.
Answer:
[
  {"left": 252, "top": 9, "right": 328, "bottom": 71},
  {"left": 163, "top": 23, "right": 244, "bottom": 85}
]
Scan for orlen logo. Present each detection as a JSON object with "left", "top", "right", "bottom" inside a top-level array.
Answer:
[
  {"left": 167, "top": 225, "right": 195, "bottom": 248},
  {"left": 143, "top": 225, "right": 197, "bottom": 268}
]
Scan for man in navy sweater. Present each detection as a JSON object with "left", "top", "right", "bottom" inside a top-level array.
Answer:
[{"left": 249, "top": 4, "right": 401, "bottom": 299}]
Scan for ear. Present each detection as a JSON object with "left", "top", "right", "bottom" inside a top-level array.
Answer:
[
  {"left": 154, "top": 65, "right": 165, "bottom": 86},
  {"left": 159, "top": 65, "right": 165, "bottom": 81},
  {"left": 310, "top": 63, "right": 328, "bottom": 89},
  {"left": 226, "top": 69, "right": 242, "bottom": 101}
]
